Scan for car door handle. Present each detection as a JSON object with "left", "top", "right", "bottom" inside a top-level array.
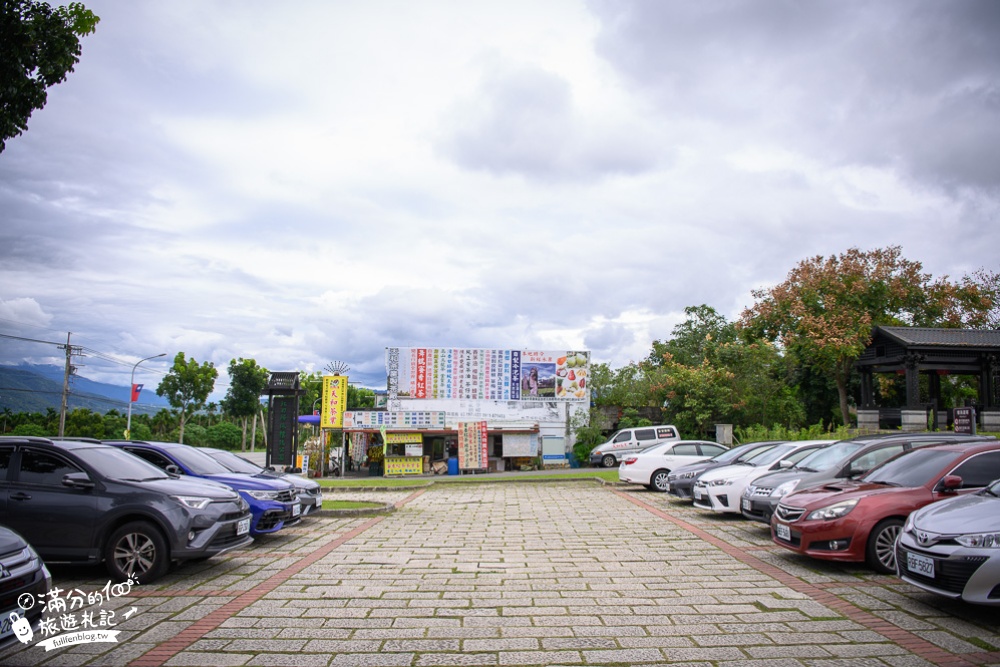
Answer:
[{"left": 10, "top": 492, "right": 31, "bottom": 501}]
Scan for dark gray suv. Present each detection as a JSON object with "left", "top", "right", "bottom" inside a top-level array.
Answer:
[{"left": 0, "top": 437, "right": 254, "bottom": 584}]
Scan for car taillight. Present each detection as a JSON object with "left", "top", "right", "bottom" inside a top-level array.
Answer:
[{"left": 622, "top": 457, "right": 637, "bottom": 465}]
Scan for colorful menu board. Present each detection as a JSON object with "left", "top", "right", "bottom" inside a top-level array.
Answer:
[
  {"left": 320, "top": 375, "right": 348, "bottom": 428},
  {"left": 387, "top": 348, "right": 590, "bottom": 402}
]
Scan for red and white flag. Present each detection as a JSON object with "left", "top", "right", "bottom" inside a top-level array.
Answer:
[{"left": 130, "top": 384, "right": 143, "bottom": 402}]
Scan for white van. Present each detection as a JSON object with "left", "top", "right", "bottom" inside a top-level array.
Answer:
[{"left": 589, "top": 425, "right": 681, "bottom": 467}]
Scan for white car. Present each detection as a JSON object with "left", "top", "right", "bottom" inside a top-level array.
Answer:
[
  {"left": 692, "top": 440, "right": 836, "bottom": 514},
  {"left": 618, "top": 440, "right": 730, "bottom": 491}
]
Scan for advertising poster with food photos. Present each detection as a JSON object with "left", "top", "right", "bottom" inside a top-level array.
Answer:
[{"left": 387, "top": 348, "right": 590, "bottom": 402}]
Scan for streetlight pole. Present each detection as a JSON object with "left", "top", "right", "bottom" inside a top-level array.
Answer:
[{"left": 126, "top": 353, "right": 166, "bottom": 440}]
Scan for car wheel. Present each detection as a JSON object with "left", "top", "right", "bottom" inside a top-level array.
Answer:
[
  {"left": 865, "top": 518, "right": 903, "bottom": 574},
  {"left": 601, "top": 454, "right": 617, "bottom": 468},
  {"left": 651, "top": 470, "right": 670, "bottom": 492},
  {"left": 105, "top": 521, "right": 169, "bottom": 584}
]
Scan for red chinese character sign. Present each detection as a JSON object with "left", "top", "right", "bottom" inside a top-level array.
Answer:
[
  {"left": 321, "top": 376, "right": 348, "bottom": 429},
  {"left": 457, "top": 421, "right": 488, "bottom": 470}
]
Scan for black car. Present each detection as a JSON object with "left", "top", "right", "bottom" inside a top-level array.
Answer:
[
  {"left": 0, "top": 437, "right": 254, "bottom": 584},
  {"left": 0, "top": 526, "right": 50, "bottom": 649}
]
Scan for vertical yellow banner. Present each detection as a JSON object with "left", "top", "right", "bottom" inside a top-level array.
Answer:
[{"left": 321, "top": 376, "right": 348, "bottom": 428}]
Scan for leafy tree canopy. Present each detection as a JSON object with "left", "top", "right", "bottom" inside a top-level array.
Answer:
[
  {"left": 1, "top": 0, "right": 99, "bottom": 152},
  {"left": 221, "top": 358, "right": 269, "bottom": 419},
  {"left": 156, "top": 352, "right": 218, "bottom": 443},
  {"left": 739, "top": 246, "right": 993, "bottom": 426}
]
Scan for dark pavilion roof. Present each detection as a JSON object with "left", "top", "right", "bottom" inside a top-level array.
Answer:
[{"left": 876, "top": 326, "right": 1000, "bottom": 350}]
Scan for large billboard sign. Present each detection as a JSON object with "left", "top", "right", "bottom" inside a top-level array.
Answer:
[{"left": 386, "top": 348, "right": 590, "bottom": 402}]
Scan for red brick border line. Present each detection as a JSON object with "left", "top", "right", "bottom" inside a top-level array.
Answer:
[
  {"left": 128, "top": 489, "right": 426, "bottom": 667},
  {"left": 615, "top": 490, "right": 990, "bottom": 667}
]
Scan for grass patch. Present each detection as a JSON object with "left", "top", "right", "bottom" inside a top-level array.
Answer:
[
  {"left": 967, "top": 637, "right": 998, "bottom": 652},
  {"left": 323, "top": 500, "right": 386, "bottom": 510}
]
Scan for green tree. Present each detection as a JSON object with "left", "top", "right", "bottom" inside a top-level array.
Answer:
[
  {"left": 1, "top": 0, "right": 99, "bottom": 152},
  {"left": 647, "top": 305, "right": 736, "bottom": 368},
  {"left": 221, "top": 358, "right": 269, "bottom": 450},
  {"left": 740, "top": 246, "right": 992, "bottom": 426},
  {"left": 156, "top": 352, "right": 218, "bottom": 443},
  {"left": 207, "top": 421, "right": 242, "bottom": 450}
]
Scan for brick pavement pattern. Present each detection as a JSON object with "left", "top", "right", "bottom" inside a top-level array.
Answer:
[{"left": 3, "top": 482, "right": 1000, "bottom": 666}]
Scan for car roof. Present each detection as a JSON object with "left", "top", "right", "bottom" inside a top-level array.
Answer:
[{"left": 0, "top": 435, "right": 107, "bottom": 451}]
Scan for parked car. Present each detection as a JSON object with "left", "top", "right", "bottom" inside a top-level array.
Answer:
[
  {"left": 589, "top": 425, "right": 681, "bottom": 468},
  {"left": 896, "top": 476, "right": 1000, "bottom": 606},
  {"left": 772, "top": 441, "right": 1000, "bottom": 573},
  {"left": 666, "top": 441, "right": 783, "bottom": 500},
  {"left": 0, "top": 525, "right": 51, "bottom": 649},
  {"left": 105, "top": 441, "right": 300, "bottom": 537},
  {"left": 202, "top": 447, "right": 323, "bottom": 516},
  {"left": 618, "top": 440, "right": 730, "bottom": 491},
  {"left": 0, "top": 436, "right": 252, "bottom": 584},
  {"left": 692, "top": 440, "right": 836, "bottom": 514},
  {"left": 741, "top": 433, "right": 995, "bottom": 524}
]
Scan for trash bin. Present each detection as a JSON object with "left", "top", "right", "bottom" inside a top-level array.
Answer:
[{"left": 447, "top": 458, "right": 459, "bottom": 476}]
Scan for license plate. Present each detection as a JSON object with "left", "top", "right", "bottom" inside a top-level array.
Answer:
[
  {"left": 741, "top": 498, "right": 751, "bottom": 511},
  {"left": 236, "top": 518, "right": 251, "bottom": 536},
  {"left": 664, "top": 483, "right": 671, "bottom": 492},
  {"left": 0, "top": 608, "right": 24, "bottom": 641},
  {"left": 907, "top": 551, "right": 935, "bottom": 577},
  {"left": 693, "top": 488, "right": 703, "bottom": 500},
  {"left": 775, "top": 523, "right": 791, "bottom": 541},
  {"left": 292, "top": 503, "right": 301, "bottom": 517}
]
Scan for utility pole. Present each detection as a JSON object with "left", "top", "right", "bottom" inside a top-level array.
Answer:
[{"left": 58, "top": 333, "right": 83, "bottom": 437}]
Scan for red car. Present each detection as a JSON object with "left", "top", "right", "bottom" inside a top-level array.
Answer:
[{"left": 771, "top": 440, "right": 1000, "bottom": 573}]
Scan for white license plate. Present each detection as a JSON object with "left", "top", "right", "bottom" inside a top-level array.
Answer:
[
  {"left": 236, "top": 518, "right": 251, "bottom": 536},
  {"left": 775, "top": 523, "right": 791, "bottom": 541},
  {"left": 292, "top": 503, "right": 301, "bottom": 517},
  {"left": 741, "top": 498, "right": 751, "bottom": 511},
  {"left": 693, "top": 488, "right": 703, "bottom": 500},
  {"left": 907, "top": 551, "right": 935, "bottom": 577},
  {"left": 0, "top": 608, "right": 24, "bottom": 641},
  {"left": 664, "top": 482, "right": 671, "bottom": 492}
]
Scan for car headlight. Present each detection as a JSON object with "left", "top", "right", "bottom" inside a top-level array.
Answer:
[
  {"left": 956, "top": 532, "right": 1000, "bottom": 548},
  {"left": 772, "top": 480, "right": 799, "bottom": 498},
  {"left": 245, "top": 489, "right": 280, "bottom": 501},
  {"left": 710, "top": 478, "right": 734, "bottom": 486},
  {"left": 681, "top": 471, "right": 696, "bottom": 479},
  {"left": 903, "top": 513, "right": 915, "bottom": 532},
  {"left": 806, "top": 498, "right": 859, "bottom": 521},
  {"left": 172, "top": 495, "right": 212, "bottom": 510}
]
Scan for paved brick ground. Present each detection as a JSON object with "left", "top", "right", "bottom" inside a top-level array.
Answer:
[{"left": 3, "top": 481, "right": 1000, "bottom": 666}]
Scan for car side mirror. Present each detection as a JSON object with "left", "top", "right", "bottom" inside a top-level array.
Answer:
[
  {"left": 62, "top": 472, "right": 95, "bottom": 490},
  {"left": 938, "top": 475, "right": 963, "bottom": 492},
  {"left": 778, "top": 459, "right": 794, "bottom": 469},
  {"left": 165, "top": 464, "right": 182, "bottom": 475}
]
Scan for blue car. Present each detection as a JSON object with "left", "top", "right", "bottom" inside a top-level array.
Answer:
[{"left": 105, "top": 441, "right": 301, "bottom": 536}]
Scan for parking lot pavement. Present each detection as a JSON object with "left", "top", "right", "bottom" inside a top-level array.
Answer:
[{"left": 4, "top": 482, "right": 1000, "bottom": 667}]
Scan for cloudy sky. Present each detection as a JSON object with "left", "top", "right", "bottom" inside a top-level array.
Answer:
[{"left": 2, "top": 0, "right": 998, "bottom": 400}]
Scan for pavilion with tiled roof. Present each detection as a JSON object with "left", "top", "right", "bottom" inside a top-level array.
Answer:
[{"left": 855, "top": 326, "right": 1000, "bottom": 431}]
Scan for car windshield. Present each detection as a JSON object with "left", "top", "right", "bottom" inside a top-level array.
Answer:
[
  {"left": 206, "top": 449, "right": 262, "bottom": 474},
  {"left": 793, "top": 442, "right": 862, "bottom": 472},
  {"left": 734, "top": 444, "right": 779, "bottom": 463},
  {"left": 861, "top": 449, "right": 960, "bottom": 487},
  {"left": 744, "top": 443, "right": 796, "bottom": 467},
  {"left": 710, "top": 443, "right": 767, "bottom": 464},
  {"left": 75, "top": 446, "right": 170, "bottom": 481},
  {"left": 168, "top": 446, "right": 234, "bottom": 476}
]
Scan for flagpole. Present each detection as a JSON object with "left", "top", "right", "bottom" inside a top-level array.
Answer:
[{"left": 126, "top": 353, "right": 166, "bottom": 440}]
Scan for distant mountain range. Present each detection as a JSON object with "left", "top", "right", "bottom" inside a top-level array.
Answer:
[{"left": 0, "top": 364, "right": 170, "bottom": 415}]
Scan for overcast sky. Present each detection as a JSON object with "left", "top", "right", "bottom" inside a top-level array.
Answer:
[{"left": 2, "top": 0, "right": 998, "bottom": 401}]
